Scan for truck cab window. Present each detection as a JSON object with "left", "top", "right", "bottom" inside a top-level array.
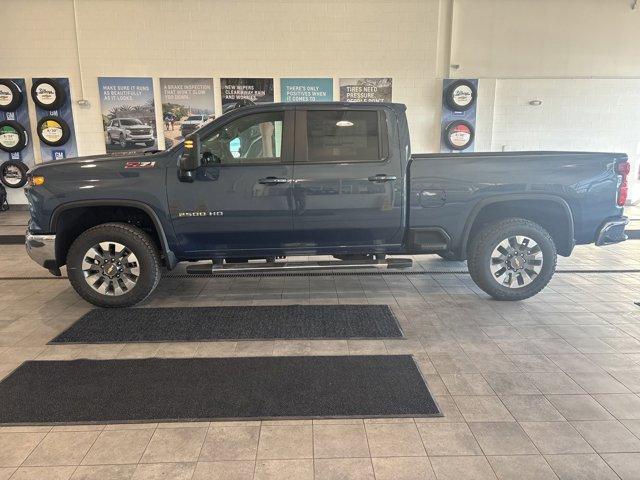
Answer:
[
  {"left": 306, "top": 110, "right": 380, "bottom": 162},
  {"left": 200, "top": 111, "right": 283, "bottom": 165}
]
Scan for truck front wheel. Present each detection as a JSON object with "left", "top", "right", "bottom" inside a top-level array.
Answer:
[
  {"left": 467, "top": 218, "right": 557, "bottom": 301},
  {"left": 67, "top": 223, "right": 161, "bottom": 308}
]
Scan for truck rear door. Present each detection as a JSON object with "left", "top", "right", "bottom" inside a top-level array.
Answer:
[{"left": 290, "top": 106, "right": 403, "bottom": 249}]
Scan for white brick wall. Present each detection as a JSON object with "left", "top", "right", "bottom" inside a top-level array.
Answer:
[{"left": 489, "top": 78, "right": 640, "bottom": 203}]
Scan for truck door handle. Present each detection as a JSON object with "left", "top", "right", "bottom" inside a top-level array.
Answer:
[
  {"left": 368, "top": 174, "right": 397, "bottom": 182},
  {"left": 258, "top": 177, "right": 289, "bottom": 185}
]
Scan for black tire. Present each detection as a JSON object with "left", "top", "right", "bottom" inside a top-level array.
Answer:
[
  {"left": 36, "top": 115, "right": 71, "bottom": 147},
  {"left": 31, "top": 78, "right": 66, "bottom": 110},
  {"left": 437, "top": 252, "right": 458, "bottom": 261},
  {"left": 443, "top": 120, "right": 474, "bottom": 151},
  {"left": 0, "top": 120, "right": 29, "bottom": 152},
  {"left": 67, "top": 223, "right": 161, "bottom": 308},
  {"left": 467, "top": 218, "right": 557, "bottom": 301},
  {"left": 444, "top": 79, "right": 477, "bottom": 112},
  {"left": 0, "top": 160, "right": 29, "bottom": 188},
  {"left": 0, "top": 79, "right": 24, "bottom": 112}
]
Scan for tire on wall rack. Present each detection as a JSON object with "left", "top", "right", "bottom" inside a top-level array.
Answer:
[
  {"left": 66, "top": 222, "right": 161, "bottom": 308},
  {"left": 36, "top": 116, "right": 71, "bottom": 147},
  {"left": 467, "top": 217, "right": 557, "bottom": 301},
  {"left": 443, "top": 120, "right": 474, "bottom": 151},
  {"left": 444, "top": 79, "right": 477, "bottom": 112},
  {"left": 31, "top": 78, "right": 66, "bottom": 111},
  {"left": 0, "top": 79, "right": 24, "bottom": 112},
  {"left": 0, "top": 160, "right": 29, "bottom": 188},
  {"left": 0, "top": 120, "right": 29, "bottom": 153}
]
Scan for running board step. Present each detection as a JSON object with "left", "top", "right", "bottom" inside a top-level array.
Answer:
[{"left": 185, "top": 258, "right": 413, "bottom": 274}]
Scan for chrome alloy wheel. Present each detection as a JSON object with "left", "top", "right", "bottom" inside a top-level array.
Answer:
[
  {"left": 489, "top": 235, "right": 543, "bottom": 289},
  {"left": 81, "top": 241, "right": 140, "bottom": 296}
]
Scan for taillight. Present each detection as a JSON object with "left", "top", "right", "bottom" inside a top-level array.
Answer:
[{"left": 616, "top": 160, "right": 630, "bottom": 206}]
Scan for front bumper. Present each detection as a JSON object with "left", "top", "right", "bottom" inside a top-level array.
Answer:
[
  {"left": 595, "top": 216, "right": 629, "bottom": 246},
  {"left": 25, "top": 231, "right": 60, "bottom": 276}
]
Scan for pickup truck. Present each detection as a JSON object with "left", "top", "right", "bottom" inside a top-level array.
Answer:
[{"left": 24, "top": 102, "right": 629, "bottom": 308}]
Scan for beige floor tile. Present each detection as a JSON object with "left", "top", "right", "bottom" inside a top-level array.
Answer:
[
  {"left": 601, "top": 453, "right": 640, "bottom": 480},
  {"left": 140, "top": 427, "right": 206, "bottom": 463},
  {"left": 0, "top": 469, "right": 14, "bottom": 480},
  {"left": 24, "top": 431, "right": 100, "bottom": 466},
  {"left": 365, "top": 423, "right": 426, "bottom": 457},
  {"left": 371, "top": 457, "right": 435, "bottom": 480},
  {"left": 70, "top": 464, "right": 137, "bottom": 480},
  {"left": 199, "top": 425, "right": 259, "bottom": 461},
  {"left": 130, "top": 462, "right": 196, "bottom": 480},
  {"left": 544, "top": 454, "right": 618, "bottom": 480},
  {"left": 257, "top": 425, "right": 313, "bottom": 459},
  {"left": 429, "top": 455, "right": 497, "bottom": 480},
  {"left": 50, "top": 425, "right": 105, "bottom": 432},
  {"left": 468, "top": 422, "right": 537, "bottom": 455},
  {"left": 520, "top": 422, "right": 594, "bottom": 454},
  {"left": 313, "top": 424, "right": 370, "bottom": 458},
  {"left": 452, "top": 396, "right": 514, "bottom": 422},
  {"left": 546, "top": 394, "right": 614, "bottom": 420},
  {"left": 416, "top": 423, "right": 481, "bottom": 456},
  {"left": 9, "top": 466, "right": 76, "bottom": 480},
  {"left": 81, "top": 429, "right": 154, "bottom": 465},
  {"left": 594, "top": 394, "right": 640, "bottom": 419},
  {"left": 192, "top": 461, "right": 254, "bottom": 480},
  {"left": 571, "top": 420, "right": 640, "bottom": 453},
  {"left": 439, "top": 374, "right": 494, "bottom": 395},
  {"left": 0, "top": 432, "right": 47, "bottom": 466},
  {"left": 254, "top": 459, "right": 314, "bottom": 480},
  {"left": 500, "top": 395, "right": 565, "bottom": 422},
  {"left": 314, "top": 457, "right": 375, "bottom": 480},
  {"left": 103, "top": 423, "right": 157, "bottom": 431},
  {"left": 487, "top": 455, "right": 558, "bottom": 480}
]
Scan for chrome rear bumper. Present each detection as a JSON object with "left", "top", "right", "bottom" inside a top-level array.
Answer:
[
  {"left": 25, "top": 232, "right": 60, "bottom": 275},
  {"left": 595, "top": 216, "right": 628, "bottom": 246}
]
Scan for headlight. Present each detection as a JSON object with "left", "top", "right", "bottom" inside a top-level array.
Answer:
[{"left": 29, "top": 175, "right": 45, "bottom": 186}]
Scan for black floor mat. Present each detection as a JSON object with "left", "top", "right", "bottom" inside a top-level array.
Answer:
[
  {"left": 0, "top": 356, "right": 440, "bottom": 424},
  {"left": 50, "top": 305, "right": 403, "bottom": 344},
  {"left": 0, "top": 235, "right": 24, "bottom": 245}
]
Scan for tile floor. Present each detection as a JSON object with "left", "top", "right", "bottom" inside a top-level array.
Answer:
[{"left": 0, "top": 209, "right": 639, "bottom": 479}]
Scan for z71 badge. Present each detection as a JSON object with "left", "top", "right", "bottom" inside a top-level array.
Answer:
[{"left": 124, "top": 161, "right": 155, "bottom": 169}]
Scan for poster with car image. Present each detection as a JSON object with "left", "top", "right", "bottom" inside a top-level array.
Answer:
[
  {"left": 221, "top": 78, "right": 273, "bottom": 114},
  {"left": 339, "top": 78, "right": 392, "bottom": 103},
  {"left": 98, "top": 77, "right": 157, "bottom": 155},
  {"left": 31, "top": 78, "right": 78, "bottom": 162},
  {"left": 160, "top": 78, "right": 215, "bottom": 149}
]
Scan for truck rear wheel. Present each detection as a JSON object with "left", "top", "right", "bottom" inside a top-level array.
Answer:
[
  {"left": 467, "top": 218, "right": 557, "bottom": 301},
  {"left": 67, "top": 223, "right": 161, "bottom": 308}
]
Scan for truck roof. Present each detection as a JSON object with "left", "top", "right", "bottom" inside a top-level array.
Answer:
[{"left": 227, "top": 101, "right": 407, "bottom": 111}]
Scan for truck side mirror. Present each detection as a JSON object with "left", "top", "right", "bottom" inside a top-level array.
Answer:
[{"left": 178, "top": 134, "right": 200, "bottom": 182}]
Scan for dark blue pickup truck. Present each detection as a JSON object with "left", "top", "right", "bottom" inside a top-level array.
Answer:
[{"left": 24, "top": 102, "right": 629, "bottom": 307}]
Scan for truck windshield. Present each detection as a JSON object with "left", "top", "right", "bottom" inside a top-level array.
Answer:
[
  {"left": 186, "top": 116, "right": 203, "bottom": 121},
  {"left": 119, "top": 119, "right": 143, "bottom": 126}
]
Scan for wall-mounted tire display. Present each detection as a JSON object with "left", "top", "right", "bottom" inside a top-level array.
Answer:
[
  {"left": 0, "top": 80, "right": 24, "bottom": 112},
  {"left": 31, "top": 78, "right": 66, "bottom": 111},
  {"left": 443, "top": 120, "right": 474, "bottom": 151},
  {"left": 444, "top": 79, "right": 477, "bottom": 112},
  {"left": 0, "top": 160, "right": 29, "bottom": 189},
  {"left": 37, "top": 116, "right": 71, "bottom": 147},
  {"left": 0, "top": 120, "right": 29, "bottom": 153}
]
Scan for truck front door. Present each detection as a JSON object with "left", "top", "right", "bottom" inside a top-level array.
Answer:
[
  {"left": 291, "top": 106, "right": 404, "bottom": 250},
  {"left": 167, "top": 108, "right": 294, "bottom": 256}
]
